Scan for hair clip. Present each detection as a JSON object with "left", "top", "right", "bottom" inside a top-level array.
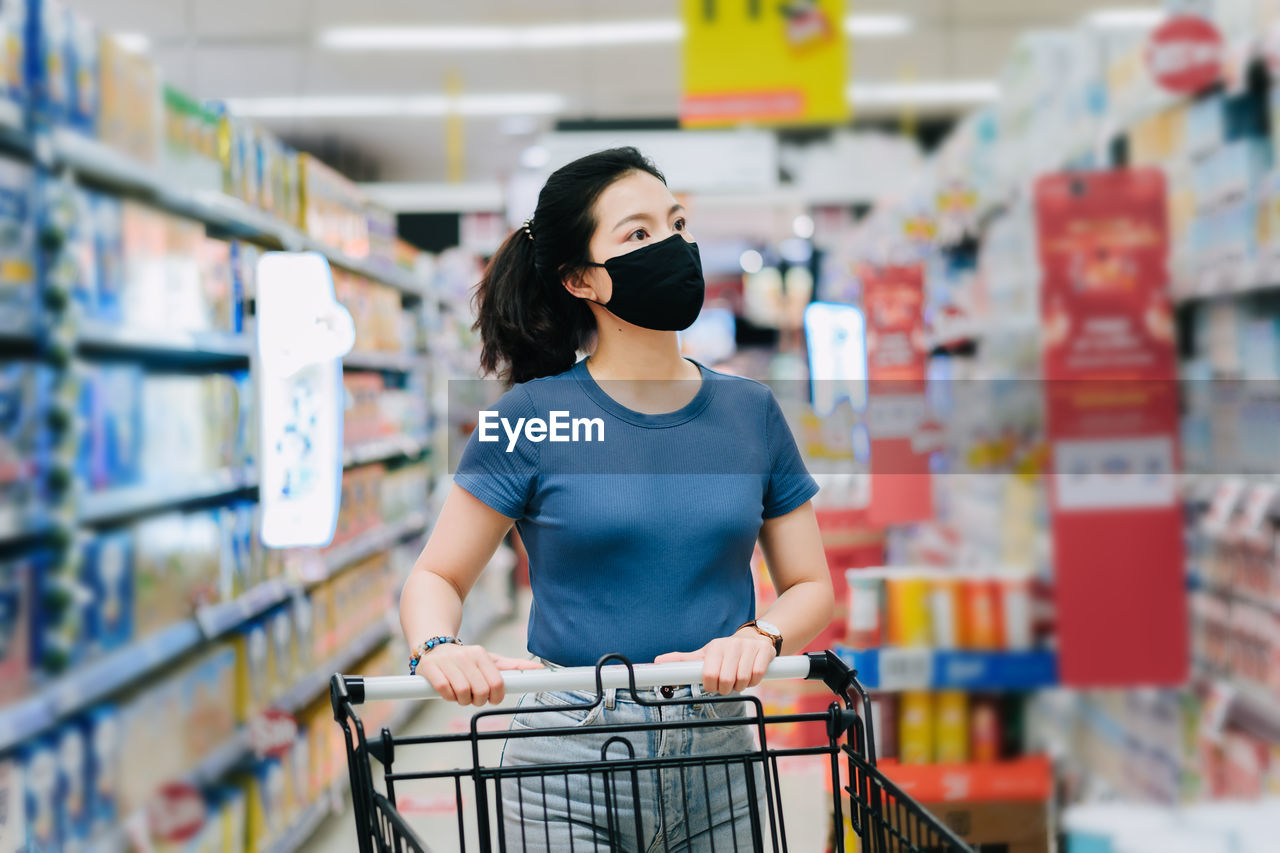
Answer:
[{"left": 522, "top": 218, "right": 534, "bottom": 241}]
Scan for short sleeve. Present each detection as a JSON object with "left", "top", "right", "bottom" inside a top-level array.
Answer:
[
  {"left": 762, "top": 391, "right": 820, "bottom": 519},
  {"left": 453, "top": 385, "right": 539, "bottom": 519}
]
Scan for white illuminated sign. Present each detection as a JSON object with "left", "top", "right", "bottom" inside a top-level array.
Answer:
[
  {"left": 256, "top": 252, "right": 356, "bottom": 548},
  {"left": 803, "top": 301, "right": 868, "bottom": 417}
]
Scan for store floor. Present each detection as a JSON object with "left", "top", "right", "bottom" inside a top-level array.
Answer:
[{"left": 311, "top": 593, "right": 832, "bottom": 852}]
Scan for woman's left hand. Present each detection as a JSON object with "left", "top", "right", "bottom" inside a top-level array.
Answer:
[{"left": 653, "top": 629, "right": 776, "bottom": 695}]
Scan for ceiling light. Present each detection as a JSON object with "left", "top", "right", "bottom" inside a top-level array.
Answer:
[
  {"left": 1084, "top": 8, "right": 1167, "bottom": 29},
  {"left": 321, "top": 20, "right": 682, "bottom": 51},
  {"left": 844, "top": 14, "right": 912, "bottom": 37},
  {"left": 223, "top": 93, "right": 567, "bottom": 118},
  {"left": 322, "top": 14, "right": 908, "bottom": 52},
  {"left": 740, "top": 250, "right": 764, "bottom": 275},
  {"left": 846, "top": 80, "right": 1000, "bottom": 107},
  {"left": 114, "top": 32, "right": 150, "bottom": 53}
]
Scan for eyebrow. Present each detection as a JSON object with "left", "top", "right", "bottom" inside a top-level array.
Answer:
[{"left": 612, "top": 203, "right": 685, "bottom": 232}]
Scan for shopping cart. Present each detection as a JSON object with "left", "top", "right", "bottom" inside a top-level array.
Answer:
[{"left": 330, "top": 650, "right": 973, "bottom": 852}]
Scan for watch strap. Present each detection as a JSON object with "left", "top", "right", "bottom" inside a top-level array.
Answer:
[{"left": 737, "top": 620, "right": 783, "bottom": 656}]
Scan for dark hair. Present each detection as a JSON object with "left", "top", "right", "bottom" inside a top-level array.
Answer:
[{"left": 473, "top": 146, "right": 666, "bottom": 385}]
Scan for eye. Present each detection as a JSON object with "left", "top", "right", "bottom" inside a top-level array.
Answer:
[
  {"left": 673, "top": 217, "right": 687, "bottom": 232},
  {"left": 628, "top": 227, "right": 649, "bottom": 241}
]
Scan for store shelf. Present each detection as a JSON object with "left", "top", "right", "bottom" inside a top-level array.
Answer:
[
  {"left": 77, "top": 320, "right": 252, "bottom": 363},
  {"left": 316, "top": 512, "right": 430, "bottom": 581},
  {"left": 49, "top": 129, "right": 425, "bottom": 299},
  {"left": 268, "top": 794, "right": 336, "bottom": 853},
  {"left": 79, "top": 468, "right": 258, "bottom": 525},
  {"left": 343, "top": 434, "right": 428, "bottom": 468},
  {"left": 343, "top": 350, "right": 426, "bottom": 372},
  {"left": 0, "top": 311, "right": 36, "bottom": 344},
  {"left": 275, "top": 615, "right": 395, "bottom": 715},
  {"left": 267, "top": 698, "right": 424, "bottom": 853},
  {"left": 834, "top": 646, "right": 1059, "bottom": 691},
  {"left": 0, "top": 578, "right": 307, "bottom": 753},
  {"left": 195, "top": 578, "right": 296, "bottom": 638}
]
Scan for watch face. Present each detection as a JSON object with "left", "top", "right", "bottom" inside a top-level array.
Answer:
[{"left": 756, "top": 620, "right": 781, "bottom": 637}]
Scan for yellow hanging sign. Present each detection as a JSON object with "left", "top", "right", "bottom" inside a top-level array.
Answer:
[{"left": 680, "top": 0, "right": 849, "bottom": 128}]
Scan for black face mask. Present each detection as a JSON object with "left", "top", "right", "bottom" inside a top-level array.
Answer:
[{"left": 584, "top": 234, "right": 705, "bottom": 331}]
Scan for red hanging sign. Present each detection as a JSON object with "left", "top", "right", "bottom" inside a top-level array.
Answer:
[
  {"left": 1146, "top": 15, "right": 1223, "bottom": 94},
  {"left": 860, "top": 264, "right": 932, "bottom": 527},
  {"left": 1034, "top": 168, "right": 1186, "bottom": 686}
]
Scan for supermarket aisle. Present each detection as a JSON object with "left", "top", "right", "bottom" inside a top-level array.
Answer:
[{"left": 309, "top": 591, "right": 832, "bottom": 852}]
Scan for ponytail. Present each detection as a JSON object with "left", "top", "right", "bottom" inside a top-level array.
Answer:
[
  {"left": 473, "top": 227, "right": 594, "bottom": 386},
  {"left": 471, "top": 146, "right": 667, "bottom": 386}
]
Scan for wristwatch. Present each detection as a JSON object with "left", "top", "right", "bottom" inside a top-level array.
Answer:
[{"left": 738, "top": 619, "right": 783, "bottom": 656}]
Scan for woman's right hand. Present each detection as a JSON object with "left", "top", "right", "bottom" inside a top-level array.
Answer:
[{"left": 414, "top": 643, "right": 544, "bottom": 707}]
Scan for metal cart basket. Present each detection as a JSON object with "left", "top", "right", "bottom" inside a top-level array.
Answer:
[{"left": 331, "top": 650, "right": 973, "bottom": 852}]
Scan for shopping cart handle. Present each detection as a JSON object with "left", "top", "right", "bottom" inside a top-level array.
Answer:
[{"left": 340, "top": 653, "right": 835, "bottom": 704}]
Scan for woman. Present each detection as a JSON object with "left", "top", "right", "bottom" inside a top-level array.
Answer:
[{"left": 399, "top": 147, "right": 833, "bottom": 851}]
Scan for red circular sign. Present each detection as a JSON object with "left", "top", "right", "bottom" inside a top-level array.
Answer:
[
  {"left": 1146, "top": 15, "right": 1223, "bottom": 94},
  {"left": 149, "top": 783, "right": 207, "bottom": 843}
]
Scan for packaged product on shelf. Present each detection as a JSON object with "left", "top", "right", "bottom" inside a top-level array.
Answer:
[
  {"left": 291, "top": 594, "right": 314, "bottom": 676},
  {"left": 886, "top": 573, "right": 932, "bottom": 647},
  {"left": 267, "top": 605, "right": 296, "bottom": 691},
  {"left": 182, "top": 646, "right": 237, "bottom": 769},
  {"left": 212, "top": 784, "right": 246, "bottom": 853},
  {"left": 971, "top": 695, "right": 1003, "bottom": 763},
  {"left": 299, "top": 152, "right": 370, "bottom": 257},
  {"left": 55, "top": 724, "right": 90, "bottom": 849},
  {"left": 90, "top": 192, "right": 124, "bottom": 323},
  {"left": 0, "top": 758, "right": 26, "bottom": 850},
  {"left": 216, "top": 502, "right": 254, "bottom": 604},
  {"left": 66, "top": 187, "right": 99, "bottom": 316},
  {"left": 234, "top": 620, "right": 272, "bottom": 720},
  {"left": 0, "top": 155, "right": 37, "bottom": 330},
  {"left": 68, "top": 11, "right": 98, "bottom": 135},
  {"left": 935, "top": 691, "right": 970, "bottom": 764},
  {"left": 366, "top": 202, "right": 398, "bottom": 273},
  {"left": 899, "top": 690, "right": 934, "bottom": 765},
  {"left": 81, "top": 705, "right": 121, "bottom": 838},
  {"left": 96, "top": 32, "right": 159, "bottom": 164},
  {"left": 845, "top": 570, "right": 884, "bottom": 649},
  {"left": 0, "top": 361, "right": 48, "bottom": 536},
  {"left": 0, "top": 554, "right": 32, "bottom": 704},
  {"left": 869, "top": 694, "right": 897, "bottom": 761},
  {"left": 960, "top": 577, "right": 1005, "bottom": 650},
  {"left": 80, "top": 529, "right": 133, "bottom": 655},
  {"left": 80, "top": 363, "right": 143, "bottom": 491},
  {"left": 929, "top": 575, "right": 961, "bottom": 649},
  {"left": 244, "top": 757, "right": 287, "bottom": 850},
  {"left": 162, "top": 87, "right": 221, "bottom": 195},
  {"left": 34, "top": 0, "right": 72, "bottom": 126},
  {"left": 19, "top": 737, "right": 59, "bottom": 852},
  {"left": 0, "top": 1, "right": 26, "bottom": 111}
]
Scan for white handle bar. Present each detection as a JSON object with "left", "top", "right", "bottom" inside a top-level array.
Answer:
[{"left": 342, "top": 655, "right": 823, "bottom": 703}]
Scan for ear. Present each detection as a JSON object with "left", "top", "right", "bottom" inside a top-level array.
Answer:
[{"left": 561, "top": 266, "right": 606, "bottom": 303}]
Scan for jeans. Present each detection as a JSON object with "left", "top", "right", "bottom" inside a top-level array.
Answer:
[{"left": 497, "top": 676, "right": 767, "bottom": 852}]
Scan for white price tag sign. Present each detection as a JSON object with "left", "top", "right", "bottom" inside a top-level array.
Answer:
[{"left": 877, "top": 648, "right": 933, "bottom": 691}]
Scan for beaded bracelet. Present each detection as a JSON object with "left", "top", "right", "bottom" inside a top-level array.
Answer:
[{"left": 409, "top": 636, "right": 463, "bottom": 675}]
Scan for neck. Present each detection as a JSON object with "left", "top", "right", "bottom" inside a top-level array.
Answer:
[{"left": 587, "top": 321, "right": 690, "bottom": 381}]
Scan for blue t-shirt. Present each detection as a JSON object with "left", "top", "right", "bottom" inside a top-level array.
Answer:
[{"left": 453, "top": 358, "right": 819, "bottom": 667}]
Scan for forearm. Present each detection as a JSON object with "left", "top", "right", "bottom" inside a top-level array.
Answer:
[
  {"left": 399, "top": 569, "right": 466, "bottom": 649},
  {"left": 754, "top": 578, "right": 835, "bottom": 656}
]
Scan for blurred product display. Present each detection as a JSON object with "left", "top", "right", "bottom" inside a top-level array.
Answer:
[{"left": 2, "top": 0, "right": 1280, "bottom": 851}]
